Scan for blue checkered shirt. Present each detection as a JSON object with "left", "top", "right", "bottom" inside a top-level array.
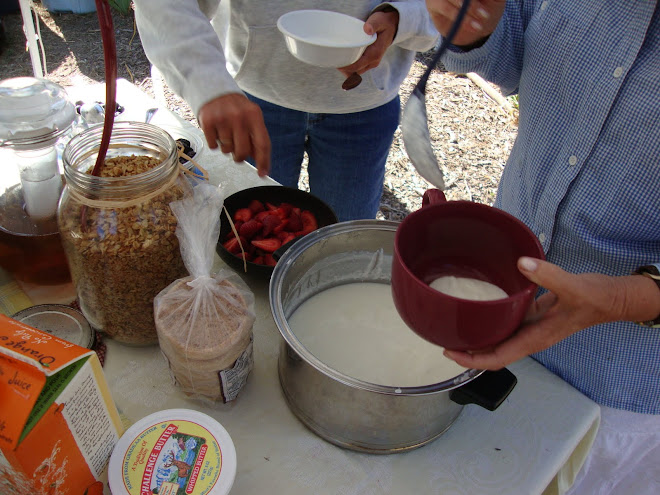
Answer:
[{"left": 441, "top": 0, "right": 660, "bottom": 414}]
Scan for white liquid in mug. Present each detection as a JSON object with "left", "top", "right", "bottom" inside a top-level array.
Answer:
[
  {"left": 429, "top": 276, "right": 508, "bottom": 301},
  {"left": 287, "top": 282, "right": 467, "bottom": 387}
]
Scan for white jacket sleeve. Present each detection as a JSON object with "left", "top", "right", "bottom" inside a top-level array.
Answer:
[
  {"left": 133, "top": 0, "right": 242, "bottom": 116},
  {"left": 377, "top": 1, "right": 439, "bottom": 52}
]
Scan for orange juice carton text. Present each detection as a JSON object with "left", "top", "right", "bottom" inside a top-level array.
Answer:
[{"left": 0, "top": 314, "right": 123, "bottom": 494}]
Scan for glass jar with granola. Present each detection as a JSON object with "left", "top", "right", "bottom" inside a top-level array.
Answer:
[{"left": 58, "top": 122, "right": 190, "bottom": 345}]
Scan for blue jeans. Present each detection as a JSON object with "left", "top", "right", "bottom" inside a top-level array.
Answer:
[{"left": 246, "top": 93, "right": 400, "bottom": 221}]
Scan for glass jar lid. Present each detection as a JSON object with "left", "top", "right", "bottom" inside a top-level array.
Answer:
[
  {"left": 12, "top": 304, "right": 96, "bottom": 350},
  {"left": 0, "top": 77, "right": 76, "bottom": 148}
]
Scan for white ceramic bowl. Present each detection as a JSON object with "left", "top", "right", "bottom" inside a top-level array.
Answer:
[{"left": 277, "top": 10, "right": 377, "bottom": 68}]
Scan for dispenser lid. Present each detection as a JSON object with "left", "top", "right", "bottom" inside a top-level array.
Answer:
[{"left": 0, "top": 77, "right": 76, "bottom": 146}]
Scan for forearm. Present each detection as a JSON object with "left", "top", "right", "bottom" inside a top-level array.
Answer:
[
  {"left": 586, "top": 272, "right": 660, "bottom": 328},
  {"left": 133, "top": 0, "right": 241, "bottom": 115},
  {"left": 440, "top": 1, "right": 527, "bottom": 96},
  {"left": 378, "top": 1, "right": 439, "bottom": 51}
]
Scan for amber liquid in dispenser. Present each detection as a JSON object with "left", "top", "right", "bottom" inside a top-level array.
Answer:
[{"left": 0, "top": 184, "right": 71, "bottom": 285}]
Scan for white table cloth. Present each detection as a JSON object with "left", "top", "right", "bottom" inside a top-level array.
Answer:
[{"left": 58, "top": 80, "right": 601, "bottom": 495}]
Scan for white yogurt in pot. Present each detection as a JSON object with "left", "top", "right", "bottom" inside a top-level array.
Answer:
[{"left": 287, "top": 282, "right": 467, "bottom": 387}]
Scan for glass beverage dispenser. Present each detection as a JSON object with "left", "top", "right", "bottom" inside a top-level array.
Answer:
[{"left": 0, "top": 77, "right": 77, "bottom": 287}]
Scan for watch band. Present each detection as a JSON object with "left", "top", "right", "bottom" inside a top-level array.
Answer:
[{"left": 633, "top": 264, "right": 660, "bottom": 327}]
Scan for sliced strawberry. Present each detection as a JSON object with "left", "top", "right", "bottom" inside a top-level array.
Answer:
[
  {"left": 234, "top": 208, "right": 253, "bottom": 223},
  {"left": 280, "top": 233, "right": 296, "bottom": 246},
  {"left": 226, "top": 220, "right": 243, "bottom": 239},
  {"left": 261, "top": 214, "right": 281, "bottom": 236},
  {"left": 223, "top": 237, "right": 241, "bottom": 254},
  {"left": 300, "top": 210, "right": 318, "bottom": 234},
  {"left": 265, "top": 202, "right": 279, "bottom": 211},
  {"left": 239, "top": 219, "right": 262, "bottom": 240},
  {"left": 251, "top": 238, "right": 281, "bottom": 253},
  {"left": 271, "top": 207, "right": 288, "bottom": 220},
  {"left": 252, "top": 255, "right": 265, "bottom": 265},
  {"left": 285, "top": 211, "right": 302, "bottom": 232},
  {"left": 255, "top": 210, "right": 271, "bottom": 222},
  {"left": 273, "top": 218, "right": 289, "bottom": 233},
  {"left": 272, "top": 203, "right": 294, "bottom": 220},
  {"left": 279, "top": 203, "right": 293, "bottom": 217},
  {"left": 248, "top": 199, "right": 265, "bottom": 214},
  {"left": 263, "top": 253, "right": 277, "bottom": 266}
]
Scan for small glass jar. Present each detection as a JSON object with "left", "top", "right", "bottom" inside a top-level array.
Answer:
[{"left": 58, "top": 122, "right": 190, "bottom": 346}]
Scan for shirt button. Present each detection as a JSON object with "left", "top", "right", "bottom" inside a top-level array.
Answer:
[
  {"left": 613, "top": 66, "right": 624, "bottom": 78},
  {"left": 568, "top": 155, "right": 578, "bottom": 166},
  {"left": 539, "top": 233, "right": 547, "bottom": 243},
  {"left": 541, "top": 1, "right": 548, "bottom": 10}
]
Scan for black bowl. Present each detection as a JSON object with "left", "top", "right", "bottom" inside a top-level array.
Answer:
[{"left": 217, "top": 186, "right": 338, "bottom": 279}]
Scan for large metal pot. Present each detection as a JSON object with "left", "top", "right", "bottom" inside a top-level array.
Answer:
[{"left": 269, "top": 220, "right": 517, "bottom": 454}]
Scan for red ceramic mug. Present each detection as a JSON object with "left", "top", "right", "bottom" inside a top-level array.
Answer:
[{"left": 391, "top": 189, "right": 545, "bottom": 351}]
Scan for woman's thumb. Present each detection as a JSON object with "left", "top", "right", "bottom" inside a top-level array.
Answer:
[{"left": 518, "top": 257, "right": 567, "bottom": 294}]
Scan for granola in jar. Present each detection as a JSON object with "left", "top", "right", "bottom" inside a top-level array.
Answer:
[{"left": 58, "top": 122, "right": 190, "bottom": 345}]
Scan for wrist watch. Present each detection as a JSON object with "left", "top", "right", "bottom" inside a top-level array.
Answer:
[{"left": 633, "top": 263, "right": 660, "bottom": 327}]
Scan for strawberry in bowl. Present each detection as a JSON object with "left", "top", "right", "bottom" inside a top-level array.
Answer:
[{"left": 217, "top": 186, "right": 338, "bottom": 279}]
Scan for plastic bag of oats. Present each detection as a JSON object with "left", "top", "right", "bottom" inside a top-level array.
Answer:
[{"left": 154, "top": 182, "right": 256, "bottom": 402}]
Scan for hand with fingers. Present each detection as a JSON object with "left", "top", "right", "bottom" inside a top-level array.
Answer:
[
  {"left": 421, "top": 0, "right": 660, "bottom": 485},
  {"left": 337, "top": 8, "right": 400, "bottom": 80},
  {"left": 444, "top": 257, "right": 660, "bottom": 371},
  {"left": 198, "top": 93, "right": 272, "bottom": 177},
  {"left": 426, "top": 0, "right": 507, "bottom": 47}
]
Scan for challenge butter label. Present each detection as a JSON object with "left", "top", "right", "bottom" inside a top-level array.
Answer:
[{"left": 120, "top": 419, "right": 223, "bottom": 495}]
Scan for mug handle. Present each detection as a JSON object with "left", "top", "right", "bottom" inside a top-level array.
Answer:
[{"left": 422, "top": 189, "right": 447, "bottom": 207}]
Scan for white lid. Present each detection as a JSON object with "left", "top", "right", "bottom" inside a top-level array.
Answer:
[
  {"left": 108, "top": 409, "right": 237, "bottom": 495},
  {"left": 0, "top": 77, "right": 76, "bottom": 147}
]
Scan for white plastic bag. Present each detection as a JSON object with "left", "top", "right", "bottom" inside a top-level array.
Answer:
[{"left": 154, "top": 182, "right": 256, "bottom": 402}]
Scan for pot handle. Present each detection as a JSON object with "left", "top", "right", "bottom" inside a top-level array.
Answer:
[
  {"left": 422, "top": 188, "right": 447, "bottom": 207},
  {"left": 449, "top": 368, "right": 517, "bottom": 411},
  {"left": 273, "top": 236, "right": 302, "bottom": 261}
]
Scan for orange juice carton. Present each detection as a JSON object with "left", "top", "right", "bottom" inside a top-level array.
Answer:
[{"left": 0, "top": 314, "right": 123, "bottom": 494}]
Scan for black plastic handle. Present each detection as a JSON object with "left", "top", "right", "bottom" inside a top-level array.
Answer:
[
  {"left": 273, "top": 236, "right": 302, "bottom": 261},
  {"left": 449, "top": 368, "right": 517, "bottom": 411}
]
